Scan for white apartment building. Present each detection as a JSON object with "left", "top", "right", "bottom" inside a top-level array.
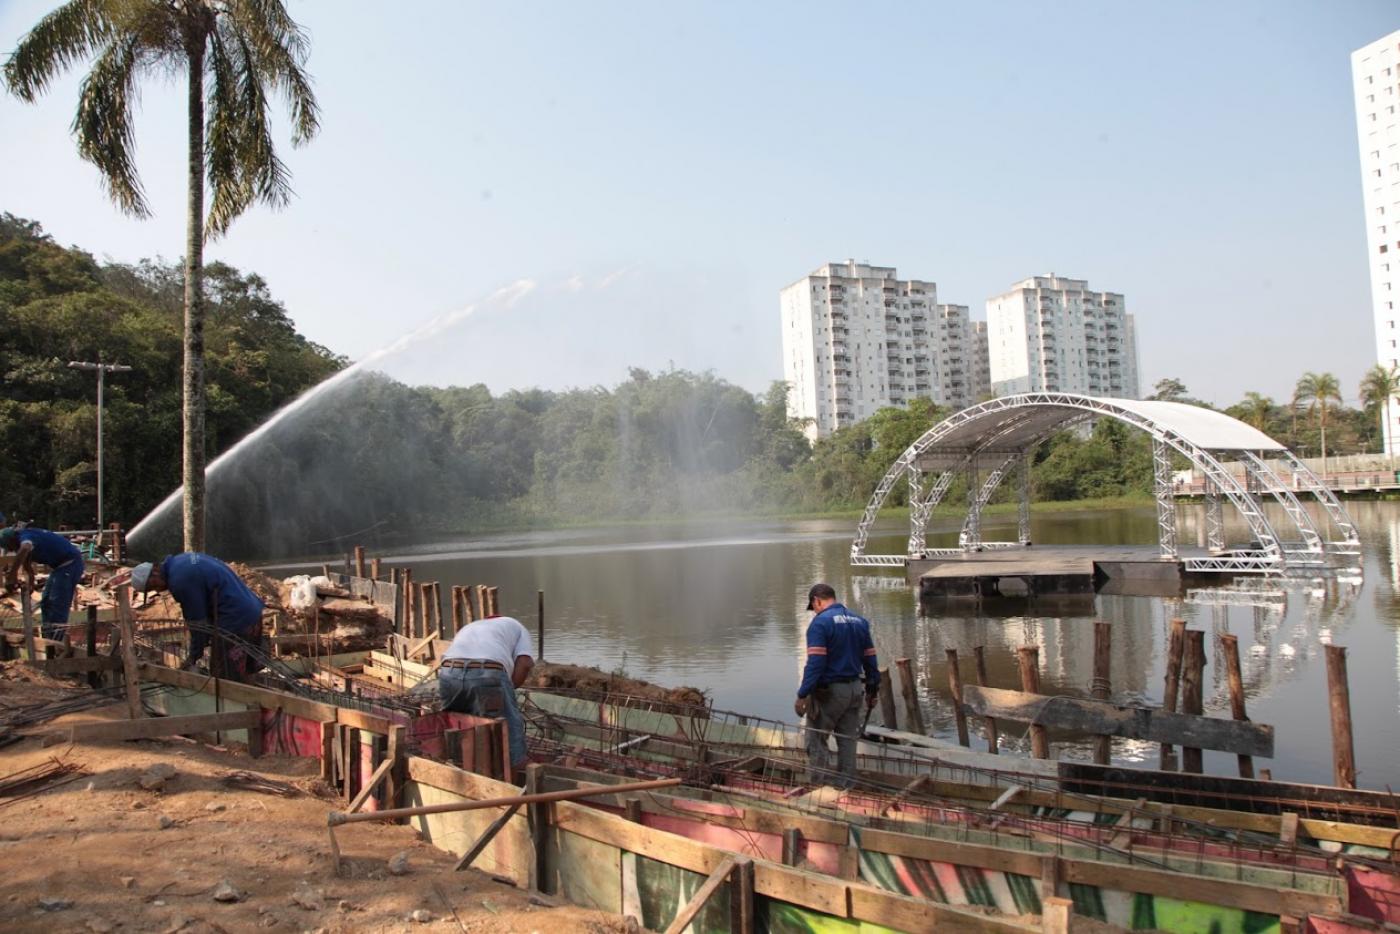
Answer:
[
  {"left": 970, "top": 320, "right": 992, "bottom": 403},
  {"left": 985, "top": 274, "right": 1140, "bottom": 399},
  {"left": 1352, "top": 29, "right": 1400, "bottom": 455},
  {"left": 780, "top": 261, "right": 981, "bottom": 438}
]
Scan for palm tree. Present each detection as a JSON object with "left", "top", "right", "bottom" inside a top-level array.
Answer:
[
  {"left": 1359, "top": 363, "right": 1400, "bottom": 457},
  {"left": 1239, "top": 391, "right": 1273, "bottom": 431},
  {"left": 1293, "top": 372, "right": 1343, "bottom": 479},
  {"left": 4, "top": 1, "right": 319, "bottom": 552}
]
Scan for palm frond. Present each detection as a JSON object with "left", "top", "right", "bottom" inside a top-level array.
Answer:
[
  {"left": 73, "top": 32, "right": 150, "bottom": 217},
  {"left": 3, "top": 0, "right": 113, "bottom": 100},
  {"left": 226, "top": 0, "right": 319, "bottom": 144}
]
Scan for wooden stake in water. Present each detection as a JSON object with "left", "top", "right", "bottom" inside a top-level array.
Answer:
[
  {"left": 945, "top": 648, "right": 969, "bottom": 747},
  {"left": 1218, "top": 634, "right": 1254, "bottom": 779},
  {"left": 894, "top": 658, "right": 925, "bottom": 735},
  {"left": 1091, "top": 621, "right": 1112, "bottom": 765},
  {"left": 877, "top": 666, "right": 897, "bottom": 730},
  {"left": 1016, "top": 646, "right": 1049, "bottom": 759},
  {"left": 1181, "top": 630, "right": 1206, "bottom": 773},
  {"left": 537, "top": 590, "right": 545, "bottom": 660},
  {"left": 1159, "top": 618, "right": 1187, "bottom": 771},
  {"left": 1325, "top": 644, "right": 1357, "bottom": 789}
]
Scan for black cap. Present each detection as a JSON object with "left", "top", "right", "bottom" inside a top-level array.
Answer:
[{"left": 806, "top": 582, "right": 837, "bottom": 611}]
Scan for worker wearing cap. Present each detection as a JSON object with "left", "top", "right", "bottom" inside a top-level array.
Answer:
[
  {"left": 794, "top": 583, "right": 880, "bottom": 788},
  {"left": 131, "top": 554, "right": 265, "bottom": 682},
  {"left": 437, "top": 613, "right": 535, "bottom": 775},
  {"left": 1, "top": 526, "right": 84, "bottom": 640}
]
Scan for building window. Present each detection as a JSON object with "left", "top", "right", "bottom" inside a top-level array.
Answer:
[{"left": 1383, "top": 244, "right": 1390, "bottom": 253}]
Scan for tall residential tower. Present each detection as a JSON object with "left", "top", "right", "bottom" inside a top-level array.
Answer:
[
  {"left": 780, "top": 261, "right": 981, "bottom": 438},
  {"left": 1352, "top": 29, "right": 1400, "bottom": 455},
  {"left": 985, "top": 274, "right": 1140, "bottom": 399}
]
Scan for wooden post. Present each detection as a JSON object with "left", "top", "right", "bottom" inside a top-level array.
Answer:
[
  {"left": 475, "top": 585, "right": 489, "bottom": 620},
  {"left": 1159, "top": 618, "right": 1187, "bottom": 770},
  {"left": 1181, "top": 629, "right": 1205, "bottom": 773},
  {"left": 1091, "top": 621, "right": 1112, "bottom": 765},
  {"left": 537, "top": 589, "right": 545, "bottom": 659},
  {"left": 729, "top": 856, "right": 755, "bottom": 934},
  {"left": 20, "top": 588, "right": 36, "bottom": 662},
  {"left": 419, "top": 583, "right": 434, "bottom": 638},
  {"left": 109, "top": 523, "right": 124, "bottom": 564},
  {"left": 401, "top": 568, "right": 414, "bottom": 637},
  {"left": 1325, "top": 644, "right": 1357, "bottom": 789},
  {"left": 320, "top": 721, "right": 336, "bottom": 782},
  {"left": 450, "top": 586, "right": 463, "bottom": 635},
  {"left": 1016, "top": 646, "right": 1049, "bottom": 759},
  {"left": 114, "top": 585, "right": 142, "bottom": 720},
  {"left": 431, "top": 582, "right": 444, "bottom": 637},
  {"left": 781, "top": 828, "right": 803, "bottom": 866},
  {"left": 1219, "top": 634, "right": 1254, "bottom": 778},
  {"left": 623, "top": 796, "right": 642, "bottom": 823},
  {"left": 85, "top": 605, "right": 100, "bottom": 688},
  {"left": 462, "top": 585, "right": 476, "bottom": 624},
  {"left": 370, "top": 557, "right": 381, "bottom": 581},
  {"left": 973, "top": 645, "right": 998, "bottom": 754},
  {"left": 384, "top": 724, "right": 407, "bottom": 813},
  {"left": 945, "top": 649, "right": 969, "bottom": 747},
  {"left": 353, "top": 545, "right": 366, "bottom": 579},
  {"left": 893, "top": 658, "right": 925, "bottom": 735},
  {"left": 487, "top": 586, "right": 500, "bottom": 617},
  {"left": 525, "top": 764, "right": 549, "bottom": 893},
  {"left": 877, "top": 666, "right": 897, "bottom": 730},
  {"left": 1042, "top": 895, "right": 1073, "bottom": 934}
]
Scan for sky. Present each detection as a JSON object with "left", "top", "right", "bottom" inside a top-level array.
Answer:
[{"left": 2, "top": 1, "right": 1397, "bottom": 407}]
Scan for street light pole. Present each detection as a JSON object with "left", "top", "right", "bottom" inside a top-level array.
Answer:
[{"left": 67, "top": 359, "right": 133, "bottom": 532}]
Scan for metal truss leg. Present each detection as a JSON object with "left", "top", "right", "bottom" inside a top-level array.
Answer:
[
  {"left": 1017, "top": 454, "right": 1032, "bottom": 545},
  {"left": 1204, "top": 479, "right": 1225, "bottom": 553},
  {"left": 962, "top": 459, "right": 980, "bottom": 550},
  {"left": 1153, "top": 437, "right": 1178, "bottom": 559},
  {"left": 906, "top": 467, "right": 927, "bottom": 557}
]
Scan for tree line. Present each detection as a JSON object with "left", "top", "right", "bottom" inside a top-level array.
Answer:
[{"left": 5, "top": 214, "right": 1395, "bottom": 558}]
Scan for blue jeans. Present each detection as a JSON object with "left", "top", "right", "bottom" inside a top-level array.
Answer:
[
  {"left": 438, "top": 667, "right": 527, "bottom": 767},
  {"left": 41, "top": 558, "right": 83, "bottom": 640}
]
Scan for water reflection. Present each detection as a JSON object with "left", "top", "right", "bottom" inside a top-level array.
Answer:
[{"left": 267, "top": 502, "right": 1400, "bottom": 787}]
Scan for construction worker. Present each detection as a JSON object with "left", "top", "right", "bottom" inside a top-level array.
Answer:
[
  {"left": 1, "top": 526, "right": 84, "bottom": 640},
  {"left": 793, "top": 583, "right": 880, "bottom": 788},
  {"left": 437, "top": 614, "right": 535, "bottom": 776},
  {"left": 130, "top": 554, "right": 265, "bottom": 682}
]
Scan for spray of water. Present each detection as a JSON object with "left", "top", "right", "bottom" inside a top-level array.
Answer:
[{"left": 127, "top": 280, "right": 535, "bottom": 554}]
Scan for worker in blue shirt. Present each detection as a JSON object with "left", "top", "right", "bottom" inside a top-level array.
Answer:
[
  {"left": 793, "top": 582, "right": 880, "bottom": 788},
  {"left": 130, "top": 554, "right": 266, "bottom": 682},
  {"left": 1, "top": 526, "right": 84, "bottom": 640}
]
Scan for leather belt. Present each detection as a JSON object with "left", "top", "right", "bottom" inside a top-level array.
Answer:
[{"left": 441, "top": 658, "right": 505, "bottom": 671}]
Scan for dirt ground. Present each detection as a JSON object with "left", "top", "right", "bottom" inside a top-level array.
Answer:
[{"left": 0, "top": 667, "right": 634, "bottom": 934}]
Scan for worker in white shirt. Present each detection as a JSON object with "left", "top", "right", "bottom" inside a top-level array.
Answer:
[{"left": 437, "top": 614, "right": 534, "bottom": 773}]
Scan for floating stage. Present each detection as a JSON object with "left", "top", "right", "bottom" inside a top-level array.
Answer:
[{"left": 911, "top": 545, "right": 1197, "bottom": 605}]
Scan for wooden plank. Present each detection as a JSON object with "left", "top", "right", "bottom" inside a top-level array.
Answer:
[
  {"left": 56, "top": 709, "right": 259, "bottom": 743},
  {"left": 1042, "top": 895, "right": 1072, "bottom": 934},
  {"left": 664, "top": 854, "right": 737, "bottom": 934},
  {"left": 140, "top": 663, "right": 340, "bottom": 723},
  {"left": 849, "top": 885, "right": 1036, "bottom": 933},
  {"left": 40, "top": 656, "right": 121, "bottom": 675},
  {"left": 960, "top": 685, "right": 1274, "bottom": 757},
  {"left": 454, "top": 802, "right": 523, "bottom": 871},
  {"left": 894, "top": 658, "right": 925, "bottom": 734},
  {"left": 1061, "top": 857, "right": 1342, "bottom": 918},
  {"left": 337, "top": 707, "right": 395, "bottom": 737},
  {"left": 857, "top": 827, "right": 1042, "bottom": 878},
  {"left": 730, "top": 857, "right": 754, "bottom": 934},
  {"left": 877, "top": 666, "right": 897, "bottom": 731},
  {"left": 1219, "top": 633, "right": 1255, "bottom": 779},
  {"left": 385, "top": 725, "right": 407, "bottom": 812},
  {"left": 750, "top": 860, "right": 848, "bottom": 917},
  {"left": 20, "top": 589, "right": 36, "bottom": 662},
  {"left": 348, "top": 755, "right": 395, "bottom": 814}
]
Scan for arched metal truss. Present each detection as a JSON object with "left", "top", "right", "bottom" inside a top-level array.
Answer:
[{"left": 849, "top": 393, "right": 1359, "bottom": 574}]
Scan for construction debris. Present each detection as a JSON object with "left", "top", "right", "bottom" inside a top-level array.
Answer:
[
  {"left": 0, "top": 756, "right": 85, "bottom": 802},
  {"left": 220, "top": 770, "right": 300, "bottom": 798}
]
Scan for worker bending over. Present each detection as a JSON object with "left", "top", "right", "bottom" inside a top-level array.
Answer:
[
  {"left": 130, "top": 554, "right": 265, "bottom": 682},
  {"left": 1, "top": 526, "right": 84, "bottom": 640},
  {"left": 437, "top": 613, "right": 535, "bottom": 776}
]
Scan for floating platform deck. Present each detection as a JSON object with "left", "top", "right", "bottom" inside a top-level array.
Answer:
[{"left": 911, "top": 545, "right": 1193, "bottom": 604}]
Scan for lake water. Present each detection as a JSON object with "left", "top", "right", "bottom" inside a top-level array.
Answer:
[{"left": 276, "top": 501, "right": 1400, "bottom": 788}]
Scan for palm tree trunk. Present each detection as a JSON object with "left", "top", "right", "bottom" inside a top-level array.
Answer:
[
  {"left": 182, "top": 40, "right": 206, "bottom": 553},
  {"left": 1320, "top": 411, "right": 1328, "bottom": 481}
]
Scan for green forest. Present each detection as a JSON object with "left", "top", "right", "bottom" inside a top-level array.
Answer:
[{"left": 0, "top": 215, "right": 1389, "bottom": 557}]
